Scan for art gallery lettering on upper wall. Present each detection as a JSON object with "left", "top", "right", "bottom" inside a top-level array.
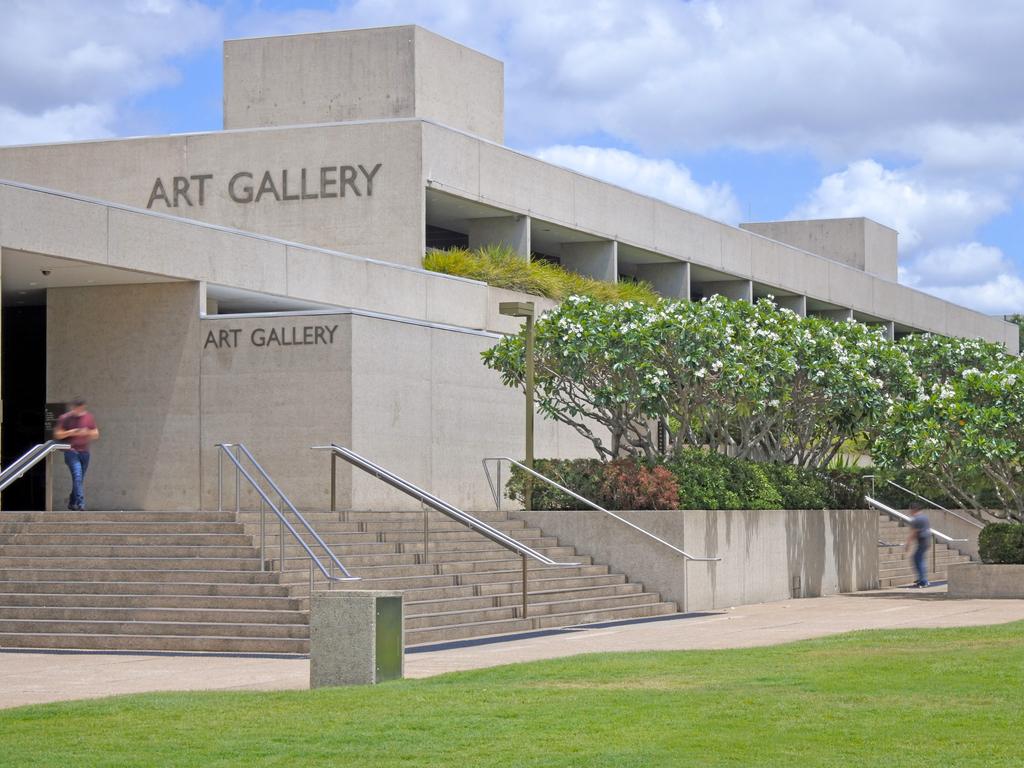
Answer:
[{"left": 146, "top": 164, "right": 383, "bottom": 209}]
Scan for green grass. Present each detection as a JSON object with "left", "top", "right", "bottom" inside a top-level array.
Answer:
[
  {"left": 424, "top": 244, "right": 661, "bottom": 304},
  {"left": 2, "top": 623, "right": 1023, "bottom": 767}
]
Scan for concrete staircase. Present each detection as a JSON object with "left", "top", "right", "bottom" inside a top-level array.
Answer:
[
  {"left": 0, "top": 508, "right": 676, "bottom": 654},
  {"left": 877, "top": 512, "right": 973, "bottom": 587}
]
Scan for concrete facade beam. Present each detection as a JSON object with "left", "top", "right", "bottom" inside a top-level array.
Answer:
[
  {"left": 559, "top": 240, "right": 617, "bottom": 282},
  {"left": 467, "top": 215, "right": 530, "bottom": 259},
  {"left": 703, "top": 279, "right": 753, "bottom": 303},
  {"left": 634, "top": 261, "right": 690, "bottom": 300}
]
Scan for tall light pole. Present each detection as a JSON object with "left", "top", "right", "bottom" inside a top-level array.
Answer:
[{"left": 499, "top": 301, "right": 536, "bottom": 510}]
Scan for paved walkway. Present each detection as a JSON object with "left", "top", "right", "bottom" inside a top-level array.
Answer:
[{"left": 3, "top": 588, "right": 1024, "bottom": 710}]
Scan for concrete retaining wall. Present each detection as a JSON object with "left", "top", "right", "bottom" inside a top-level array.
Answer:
[
  {"left": 948, "top": 563, "right": 1024, "bottom": 599},
  {"left": 516, "top": 508, "right": 879, "bottom": 611}
]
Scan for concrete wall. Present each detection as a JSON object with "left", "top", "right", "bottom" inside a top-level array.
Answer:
[
  {"left": 347, "top": 313, "right": 591, "bottom": 511},
  {"left": 47, "top": 282, "right": 202, "bottom": 510},
  {"left": 0, "top": 122, "right": 425, "bottom": 266},
  {"left": 516, "top": 508, "right": 878, "bottom": 611},
  {"left": 224, "top": 26, "right": 503, "bottom": 143}
]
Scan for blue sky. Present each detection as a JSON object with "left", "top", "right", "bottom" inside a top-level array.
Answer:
[{"left": 2, "top": 0, "right": 1023, "bottom": 315}]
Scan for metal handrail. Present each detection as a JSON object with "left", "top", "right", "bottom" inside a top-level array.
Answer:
[
  {"left": 865, "top": 496, "right": 969, "bottom": 544},
  {"left": 863, "top": 476, "right": 984, "bottom": 530},
  {"left": 482, "top": 457, "right": 721, "bottom": 563},
  {"left": 216, "top": 443, "right": 359, "bottom": 591},
  {"left": 0, "top": 440, "right": 71, "bottom": 510},
  {"left": 314, "top": 443, "right": 579, "bottom": 619}
]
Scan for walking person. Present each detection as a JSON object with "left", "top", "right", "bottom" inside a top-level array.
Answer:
[
  {"left": 53, "top": 398, "right": 99, "bottom": 511},
  {"left": 904, "top": 503, "right": 931, "bottom": 587}
]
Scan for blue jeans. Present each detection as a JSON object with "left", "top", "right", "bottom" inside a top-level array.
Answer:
[
  {"left": 912, "top": 540, "right": 929, "bottom": 585},
  {"left": 64, "top": 450, "right": 91, "bottom": 509}
]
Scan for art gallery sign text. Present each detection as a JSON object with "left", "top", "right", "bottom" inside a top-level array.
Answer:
[{"left": 146, "top": 164, "right": 383, "bottom": 209}]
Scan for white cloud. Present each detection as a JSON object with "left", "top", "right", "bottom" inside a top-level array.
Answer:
[
  {"left": 533, "top": 145, "right": 741, "bottom": 223},
  {"left": 0, "top": 0, "right": 222, "bottom": 145},
  {"left": 897, "top": 242, "right": 1024, "bottom": 315},
  {"left": 789, "top": 160, "right": 1007, "bottom": 253}
]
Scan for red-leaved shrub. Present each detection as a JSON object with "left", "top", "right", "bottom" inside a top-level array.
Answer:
[{"left": 600, "top": 459, "right": 679, "bottom": 510}]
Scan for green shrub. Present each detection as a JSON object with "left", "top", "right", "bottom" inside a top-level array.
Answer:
[
  {"left": 761, "top": 463, "right": 830, "bottom": 510},
  {"left": 505, "top": 458, "right": 604, "bottom": 510},
  {"left": 424, "top": 245, "right": 661, "bottom": 305},
  {"left": 978, "top": 523, "right": 1024, "bottom": 564}
]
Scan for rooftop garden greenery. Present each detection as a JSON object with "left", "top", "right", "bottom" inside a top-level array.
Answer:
[
  {"left": 423, "top": 245, "right": 661, "bottom": 304},
  {"left": 483, "top": 293, "right": 1023, "bottom": 521}
]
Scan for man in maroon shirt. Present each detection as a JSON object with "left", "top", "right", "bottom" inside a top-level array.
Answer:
[{"left": 54, "top": 398, "right": 99, "bottom": 511}]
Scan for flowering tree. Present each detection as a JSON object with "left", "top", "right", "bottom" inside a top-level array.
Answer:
[
  {"left": 873, "top": 335, "right": 1022, "bottom": 521},
  {"left": 483, "top": 294, "right": 913, "bottom": 468}
]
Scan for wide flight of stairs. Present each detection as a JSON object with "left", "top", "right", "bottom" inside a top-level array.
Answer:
[
  {"left": 0, "top": 508, "right": 676, "bottom": 654},
  {"left": 877, "top": 512, "right": 974, "bottom": 587}
]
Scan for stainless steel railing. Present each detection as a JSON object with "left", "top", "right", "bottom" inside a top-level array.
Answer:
[
  {"left": 862, "top": 475, "right": 985, "bottom": 529},
  {"left": 482, "top": 457, "right": 721, "bottom": 564},
  {"left": 0, "top": 440, "right": 71, "bottom": 511},
  {"left": 216, "top": 443, "right": 358, "bottom": 592},
  {"left": 314, "top": 443, "right": 579, "bottom": 619}
]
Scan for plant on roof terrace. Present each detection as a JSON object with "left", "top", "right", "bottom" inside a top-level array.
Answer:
[{"left": 423, "top": 245, "right": 660, "bottom": 304}]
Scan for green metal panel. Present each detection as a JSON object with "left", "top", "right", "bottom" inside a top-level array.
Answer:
[{"left": 374, "top": 597, "right": 403, "bottom": 683}]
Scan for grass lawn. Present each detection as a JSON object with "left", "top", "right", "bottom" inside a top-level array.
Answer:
[{"left": 1, "top": 622, "right": 1022, "bottom": 767}]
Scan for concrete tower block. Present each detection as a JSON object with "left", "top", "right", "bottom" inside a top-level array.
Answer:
[
  {"left": 635, "top": 261, "right": 690, "bottom": 300},
  {"left": 224, "top": 26, "right": 504, "bottom": 143},
  {"left": 740, "top": 217, "right": 898, "bottom": 281},
  {"left": 560, "top": 241, "right": 617, "bottom": 282},
  {"left": 468, "top": 215, "right": 530, "bottom": 259}
]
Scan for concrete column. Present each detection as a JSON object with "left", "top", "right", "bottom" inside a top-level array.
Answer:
[
  {"left": 310, "top": 590, "right": 404, "bottom": 687},
  {"left": 635, "top": 261, "right": 690, "bottom": 300},
  {"left": 875, "top": 320, "right": 895, "bottom": 340},
  {"left": 560, "top": 240, "right": 617, "bottom": 282},
  {"left": 468, "top": 215, "right": 530, "bottom": 259},
  {"left": 774, "top": 295, "right": 806, "bottom": 316},
  {"left": 816, "top": 308, "right": 854, "bottom": 322},
  {"left": 704, "top": 279, "right": 753, "bottom": 303}
]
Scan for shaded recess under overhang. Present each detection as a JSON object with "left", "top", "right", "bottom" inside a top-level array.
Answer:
[{"left": 1, "top": 248, "right": 182, "bottom": 307}]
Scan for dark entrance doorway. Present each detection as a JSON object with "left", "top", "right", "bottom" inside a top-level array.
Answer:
[{"left": 2, "top": 306, "right": 47, "bottom": 509}]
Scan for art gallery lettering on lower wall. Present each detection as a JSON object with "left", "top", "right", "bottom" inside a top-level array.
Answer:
[
  {"left": 147, "top": 165, "right": 383, "bottom": 208},
  {"left": 204, "top": 325, "right": 339, "bottom": 349}
]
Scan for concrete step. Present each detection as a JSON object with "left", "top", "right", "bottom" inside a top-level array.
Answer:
[
  {"left": 0, "top": 605, "right": 308, "bottom": 626},
  {"left": 398, "top": 573, "right": 631, "bottom": 603},
  {"left": 0, "top": 617, "right": 308, "bottom": 639},
  {"left": 0, "top": 533, "right": 254, "bottom": 546},
  {"left": 277, "top": 556, "right": 591, "bottom": 583},
  {"left": 0, "top": 521, "right": 247, "bottom": 534},
  {"left": 0, "top": 556, "right": 262, "bottom": 571},
  {"left": 0, "top": 567, "right": 279, "bottom": 584},
  {"left": 0, "top": 579, "right": 290, "bottom": 597},
  {"left": 407, "top": 593, "right": 664, "bottom": 630},
  {"left": 0, "top": 592, "right": 299, "bottom": 611},
  {"left": 405, "top": 602, "right": 678, "bottom": 646},
  {"left": 0, "top": 511, "right": 239, "bottom": 523},
  {"left": 405, "top": 584, "right": 648, "bottom": 617},
  {"left": 260, "top": 536, "right": 560, "bottom": 560},
  {"left": 0, "top": 632, "right": 307, "bottom": 654},
  {"left": 239, "top": 519, "right": 531, "bottom": 535},
  {"left": 0, "top": 544, "right": 261, "bottom": 559},
  {"left": 243, "top": 528, "right": 546, "bottom": 547}
]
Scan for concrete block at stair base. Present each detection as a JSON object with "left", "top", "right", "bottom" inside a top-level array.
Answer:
[
  {"left": 947, "top": 563, "right": 1024, "bottom": 599},
  {"left": 310, "top": 590, "right": 404, "bottom": 687}
]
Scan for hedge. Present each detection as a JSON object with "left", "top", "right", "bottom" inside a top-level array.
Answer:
[
  {"left": 506, "top": 450, "right": 871, "bottom": 511},
  {"left": 979, "top": 523, "right": 1024, "bottom": 564}
]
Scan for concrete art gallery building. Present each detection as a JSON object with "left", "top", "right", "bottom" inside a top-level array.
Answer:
[{"left": 0, "top": 25, "right": 1017, "bottom": 516}]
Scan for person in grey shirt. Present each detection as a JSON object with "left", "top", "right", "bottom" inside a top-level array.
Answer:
[{"left": 905, "top": 504, "right": 931, "bottom": 587}]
